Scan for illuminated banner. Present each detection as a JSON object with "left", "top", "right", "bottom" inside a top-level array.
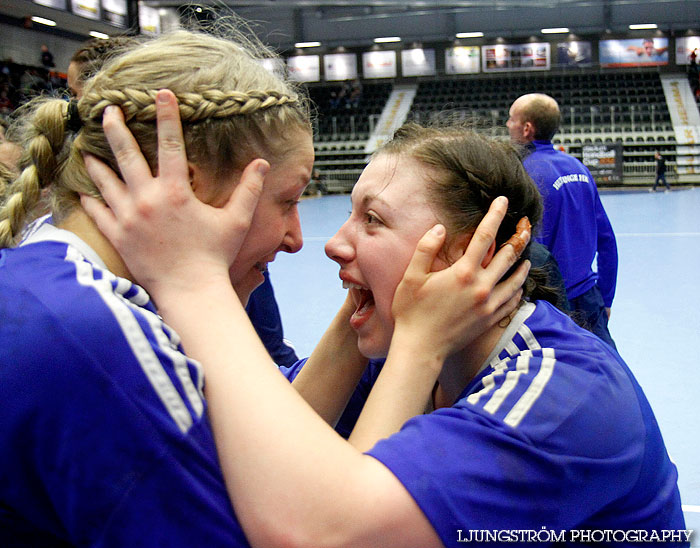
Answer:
[
  {"left": 401, "top": 48, "right": 436, "bottom": 77},
  {"left": 445, "top": 46, "right": 480, "bottom": 74},
  {"left": 362, "top": 50, "right": 397, "bottom": 79},
  {"left": 287, "top": 55, "right": 320, "bottom": 83},
  {"left": 139, "top": 3, "right": 160, "bottom": 35},
  {"left": 33, "top": 0, "right": 67, "bottom": 9},
  {"left": 676, "top": 36, "right": 700, "bottom": 65},
  {"left": 259, "top": 58, "right": 285, "bottom": 77},
  {"left": 71, "top": 0, "right": 100, "bottom": 19},
  {"left": 482, "top": 43, "right": 550, "bottom": 72},
  {"left": 599, "top": 38, "right": 669, "bottom": 68},
  {"left": 556, "top": 41, "right": 592, "bottom": 67},
  {"left": 582, "top": 144, "right": 623, "bottom": 185},
  {"left": 102, "top": 0, "right": 127, "bottom": 26},
  {"left": 324, "top": 53, "right": 357, "bottom": 81}
]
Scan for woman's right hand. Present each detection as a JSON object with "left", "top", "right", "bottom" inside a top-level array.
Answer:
[
  {"left": 391, "top": 196, "right": 531, "bottom": 367},
  {"left": 81, "top": 89, "right": 265, "bottom": 303}
]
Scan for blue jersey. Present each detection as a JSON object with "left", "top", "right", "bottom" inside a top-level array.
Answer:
[
  {"left": 0, "top": 221, "right": 250, "bottom": 547},
  {"left": 358, "top": 302, "right": 683, "bottom": 545},
  {"left": 523, "top": 141, "right": 618, "bottom": 306}
]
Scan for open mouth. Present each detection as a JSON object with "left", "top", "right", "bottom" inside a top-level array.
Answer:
[{"left": 343, "top": 281, "right": 375, "bottom": 326}]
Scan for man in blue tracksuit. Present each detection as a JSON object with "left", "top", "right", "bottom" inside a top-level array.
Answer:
[{"left": 507, "top": 93, "right": 618, "bottom": 348}]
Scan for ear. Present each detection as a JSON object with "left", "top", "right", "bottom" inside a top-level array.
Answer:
[
  {"left": 523, "top": 121, "right": 536, "bottom": 141},
  {"left": 444, "top": 232, "right": 496, "bottom": 269},
  {"left": 188, "top": 162, "right": 225, "bottom": 204},
  {"left": 187, "top": 162, "right": 200, "bottom": 194}
]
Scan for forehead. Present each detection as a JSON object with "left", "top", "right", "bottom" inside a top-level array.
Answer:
[
  {"left": 352, "top": 153, "right": 432, "bottom": 205},
  {"left": 266, "top": 129, "right": 314, "bottom": 189}
]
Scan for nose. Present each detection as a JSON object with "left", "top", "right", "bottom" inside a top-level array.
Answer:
[
  {"left": 279, "top": 209, "right": 304, "bottom": 254},
  {"left": 325, "top": 221, "right": 354, "bottom": 264}
]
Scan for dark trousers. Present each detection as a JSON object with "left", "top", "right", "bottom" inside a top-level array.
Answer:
[
  {"left": 569, "top": 285, "right": 617, "bottom": 350},
  {"left": 653, "top": 173, "right": 670, "bottom": 191}
]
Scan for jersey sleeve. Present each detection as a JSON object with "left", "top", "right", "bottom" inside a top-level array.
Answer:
[
  {"left": 365, "top": 352, "right": 649, "bottom": 544},
  {"left": 593, "top": 189, "right": 618, "bottom": 307}
]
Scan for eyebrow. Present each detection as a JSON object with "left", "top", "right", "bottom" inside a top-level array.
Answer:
[{"left": 360, "top": 192, "right": 391, "bottom": 209}]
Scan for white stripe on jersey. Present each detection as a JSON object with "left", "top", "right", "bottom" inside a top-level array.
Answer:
[
  {"left": 467, "top": 361, "right": 508, "bottom": 405},
  {"left": 68, "top": 246, "right": 197, "bottom": 434},
  {"left": 504, "top": 348, "right": 556, "bottom": 428},
  {"left": 113, "top": 274, "right": 204, "bottom": 411},
  {"left": 483, "top": 354, "right": 531, "bottom": 415}
]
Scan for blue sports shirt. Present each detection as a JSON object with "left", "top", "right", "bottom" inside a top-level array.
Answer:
[
  {"left": 288, "top": 302, "right": 686, "bottom": 546},
  {"left": 523, "top": 141, "right": 618, "bottom": 306},
  {"left": 0, "top": 221, "right": 250, "bottom": 547}
]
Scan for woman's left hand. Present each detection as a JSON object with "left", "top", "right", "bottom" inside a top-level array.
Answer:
[{"left": 81, "top": 89, "right": 266, "bottom": 302}]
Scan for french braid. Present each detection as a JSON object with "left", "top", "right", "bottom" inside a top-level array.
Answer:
[
  {"left": 1, "top": 29, "right": 311, "bottom": 248},
  {"left": 82, "top": 88, "right": 299, "bottom": 125}
]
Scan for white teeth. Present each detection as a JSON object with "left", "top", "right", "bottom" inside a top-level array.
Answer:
[{"left": 342, "top": 281, "right": 367, "bottom": 290}]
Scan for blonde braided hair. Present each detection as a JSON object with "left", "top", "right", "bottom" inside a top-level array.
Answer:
[
  {"left": 0, "top": 29, "right": 312, "bottom": 249},
  {"left": 0, "top": 100, "right": 72, "bottom": 247}
]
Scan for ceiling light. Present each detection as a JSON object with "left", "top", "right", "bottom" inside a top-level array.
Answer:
[
  {"left": 374, "top": 36, "right": 401, "bottom": 43},
  {"left": 31, "top": 16, "right": 56, "bottom": 26},
  {"left": 295, "top": 41, "right": 321, "bottom": 48},
  {"left": 629, "top": 24, "right": 658, "bottom": 30},
  {"left": 89, "top": 31, "right": 109, "bottom": 39},
  {"left": 541, "top": 27, "right": 569, "bottom": 34},
  {"left": 456, "top": 32, "right": 484, "bottom": 38}
]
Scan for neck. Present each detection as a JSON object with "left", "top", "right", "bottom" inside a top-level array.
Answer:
[
  {"left": 56, "top": 207, "right": 132, "bottom": 280},
  {"left": 432, "top": 310, "right": 515, "bottom": 409}
]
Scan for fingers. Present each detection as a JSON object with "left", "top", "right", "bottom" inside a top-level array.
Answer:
[
  {"left": 461, "top": 196, "right": 508, "bottom": 267},
  {"left": 83, "top": 153, "right": 128, "bottom": 217},
  {"left": 500, "top": 217, "right": 531, "bottom": 257},
  {"left": 489, "top": 259, "right": 530, "bottom": 311},
  {"left": 80, "top": 193, "right": 119, "bottom": 244},
  {"left": 155, "top": 90, "right": 189, "bottom": 190},
  {"left": 226, "top": 159, "right": 268, "bottom": 227},
  {"left": 483, "top": 216, "right": 531, "bottom": 282},
  {"left": 402, "top": 224, "right": 446, "bottom": 282}
]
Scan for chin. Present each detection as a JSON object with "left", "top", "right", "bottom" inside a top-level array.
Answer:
[{"left": 357, "top": 336, "right": 391, "bottom": 361}]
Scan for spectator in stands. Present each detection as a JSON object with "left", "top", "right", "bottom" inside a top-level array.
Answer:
[
  {"left": 348, "top": 78, "right": 363, "bottom": 109},
  {"left": 507, "top": 93, "right": 618, "bottom": 348},
  {"left": 40, "top": 45, "right": 55, "bottom": 69},
  {"left": 307, "top": 167, "right": 328, "bottom": 196},
  {"left": 652, "top": 151, "right": 670, "bottom": 192}
]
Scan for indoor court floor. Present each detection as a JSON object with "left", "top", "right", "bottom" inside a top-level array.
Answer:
[{"left": 270, "top": 185, "right": 700, "bottom": 536}]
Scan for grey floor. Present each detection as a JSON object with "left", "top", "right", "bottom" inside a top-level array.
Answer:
[{"left": 270, "top": 186, "right": 700, "bottom": 536}]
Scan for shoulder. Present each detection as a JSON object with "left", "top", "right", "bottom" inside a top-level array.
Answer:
[
  {"left": 0, "top": 241, "right": 205, "bottom": 435},
  {"left": 464, "top": 302, "right": 642, "bottom": 451}
]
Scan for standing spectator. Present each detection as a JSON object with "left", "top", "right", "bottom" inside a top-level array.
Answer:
[
  {"left": 507, "top": 93, "right": 618, "bottom": 348},
  {"left": 40, "top": 45, "right": 55, "bottom": 69},
  {"left": 651, "top": 151, "right": 670, "bottom": 192}
]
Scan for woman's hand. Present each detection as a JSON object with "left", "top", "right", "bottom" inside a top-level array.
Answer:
[
  {"left": 391, "top": 196, "right": 531, "bottom": 366},
  {"left": 81, "top": 89, "right": 265, "bottom": 303}
]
